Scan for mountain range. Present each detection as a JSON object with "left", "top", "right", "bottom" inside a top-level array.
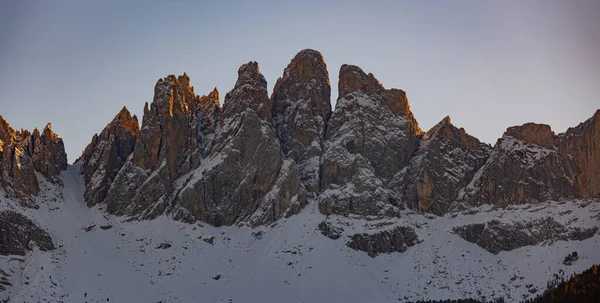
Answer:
[{"left": 1, "top": 49, "right": 599, "bottom": 302}]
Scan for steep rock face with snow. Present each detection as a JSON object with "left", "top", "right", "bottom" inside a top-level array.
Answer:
[
  {"left": 80, "top": 62, "right": 306, "bottom": 227},
  {"left": 174, "top": 62, "right": 307, "bottom": 226},
  {"left": 78, "top": 107, "right": 139, "bottom": 206},
  {"left": 453, "top": 217, "right": 598, "bottom": 254},
  {"left": 319, "top": 64, "right": 421, "bottom": 217},
  {"left": 102, "top": 74, "right": 213, "bottom": 218},
  {"left": 0, "top": 116, "right": 67, "bottom": 206},
  {"left": 271, "top": 49, "right": 331, "bottom": 194},
  {"left": 557, "top": 110, "right": 600, "bottom": 198},
  {"left": 0, "top": 210, "right": 54, "bottom": 256},
  {"left": 347, "top": 226, "right": 420, "bottom": 258},
  {"left": 454, "top": 123, "right": 575, "bottom": 209},
  {"left": 394, "top": 116, "right": 491, "bottom": 215},
  {"left": 25, "top": 124, "right": 68, "bottom": 184}
]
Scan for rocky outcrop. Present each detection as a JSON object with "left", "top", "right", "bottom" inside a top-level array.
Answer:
[
  {"left": 557, "top": 110, "right": 600, "bottom": 198},
  {"left": 453, "top": 123, "right": 575, "bottom": 209},
  {"left": 395, "top": 117, "right": 491, "bottom": 215},
  {"left": 0, "top": 116, "right": 67, "bottom": 205},
  {"left": 0, "top": 210, "right": 54, "bottom": 256},
  {"left": 319, "top": 64, "right": 421, "bottom": 217},
  {"left": 78, "top": 107, "right": 139, "bottom": 206},
  {"left": 347, "top": 226, "right": 420, "bottom": 258},
  {"left": 174, "top": 62, "right": 307, "bottom": 226},
  {"left": 317, "top": 221, "right": 343, "bottom": 240},
  {"left": 453, "top": 217, "right": 598, "bottom": 254},
  {"left": 506, "top": 123, "right": 555, "bottom": 150},
  {"left": 271, "top": 49, "right": 331, "bottom": 193},
  {"left": 1, "top": 143, "right": 39, "bottom": 204}
]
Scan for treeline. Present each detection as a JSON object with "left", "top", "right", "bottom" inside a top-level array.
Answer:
[
  {"left": 409, "top": 299, "right": 504, "bottom": 303},
  {"left": 408, "top": 264, "right": 600, "bottom": 303},
  {"left": 524, "top": 264, "right": 600, "bottom": 303}
]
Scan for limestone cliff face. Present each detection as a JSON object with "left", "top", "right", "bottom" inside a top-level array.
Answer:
[
  {"left": 319, "top": 64, "right": 421, "bottom": 217},
  {"left": 394, "top": 116, "right": 491, "bottom": 215},
  {"left": 104, "top": 74, "right": 210, "bottom": 218},
  {"left": 28, "top": 124, "right": 69, "bottom": 184},
  {"left": 174, "top": 62, "right": 307, "bottom": 226},
  {"left": 78, "top": 107, "right": 139, "bottom": 206},
  {"left": 557, "top": 110, "right": 600, "bottom": 198},
  {"left": 271, "top": 49, "right": 331, "bottom": 194},
  {"left": 82, "top": 63, "right": 305, "bottom": 226},
  {"left": 0, "top": 115, "right": 67, "bottom": 206},
  {"left": 454, "top": 123, "right": 575, "bottom": 209}
]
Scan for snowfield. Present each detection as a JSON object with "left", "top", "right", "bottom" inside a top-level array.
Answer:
[{"left": 1, "top": 164, "right": 599, "bottom": 303}]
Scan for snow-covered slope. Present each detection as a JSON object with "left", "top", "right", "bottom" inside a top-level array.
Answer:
[{"left": 1, "top": 164, "right": 599, "bottom": 303}]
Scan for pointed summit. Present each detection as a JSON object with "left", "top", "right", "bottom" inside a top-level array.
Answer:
[
  {"left": 79, "top": 106, "right": 141, "bottom": 206},
  {"left": 0, "top": 114, "right": 15, "bottom": 144},
  {"left": 222, "top": 61, "right": 271, "bottom": 121},
  {"left": 397, "top": 117, "right": 491, "bottom": 215},
  {"left": 113, "top": 106, "right": 140, "bottom": 136}
]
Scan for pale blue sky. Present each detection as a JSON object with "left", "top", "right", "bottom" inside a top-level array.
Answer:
[{"left": 1, "top": 1, "right": 599, "bottom": 163}]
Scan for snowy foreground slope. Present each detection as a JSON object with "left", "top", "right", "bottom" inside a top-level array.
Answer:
[{"left": 1, "top": 164, "right": 600, "bottom": 303}]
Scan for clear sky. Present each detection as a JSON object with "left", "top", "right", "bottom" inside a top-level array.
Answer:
[{"left": 1, "top": 1, "right": 599, "bottom": 163}]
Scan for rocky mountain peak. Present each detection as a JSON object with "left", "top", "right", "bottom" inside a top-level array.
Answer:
[
  {"left": 396, "top": 117, "right": 491, "bottom": 215},
  {"left": 320, "top": 65, "right": 422, "bottom": 217},
  {"left": 0, "top": 116, "right": 67, "bottom": 205},
  {"left": 202, "top": 87, "right": 220, "bottom": 107},
  {"left": 0, "top": 115, "right": 15, "bottom": 148},
  {"left": 78, "top": 106, "right": 141, "bottom": 206},
  {"left": 338, "top": 64, "right": 419, "bottom": 133},
  {"left": 41, "top": 123, "right": 59, "bottom": 140},
  {"left": 282, "top": 49, "right": 329, "bottom": 85},
  {"left": 222, "top": 62, "right": 271, "bottom": 121},
  {"left": 271, "top": 49, "right": 332, "bottom": 193},
  {"left": 424, "top": 116, "right": 484, "bottom": 150},
  {"left": 236, "top": 61, "right": 267, "bottom": 88},
  {"left": 338, "top": 64, "right": 383, "bottom": 98},
  {"left": 114, "top": 106, "right": 140, "bottom": 135},
  {"left": 505, "top": 122, "right": 555, "bottom": 149}
]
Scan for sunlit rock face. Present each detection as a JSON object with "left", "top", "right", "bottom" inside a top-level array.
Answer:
[
  {"left": 78, "top": 107, "right": 139, "bottom": 206},
  {"left": 0, "top": 115, "right": 67, "bottom": 206},
  {"left": 393, "top": 116, "right": 491, "bottom": 215},
  {"left": 453, "top": 123, "right": 575, "bottom": 209},
  {"left": 271, "top": 49, "right": 331, "bottom": 194},
  {"left": 318, "top": 64, "right": 421, "bottom": 217},
  {"left": 557, "top": 110, "right": 600, "bottom": 198}
]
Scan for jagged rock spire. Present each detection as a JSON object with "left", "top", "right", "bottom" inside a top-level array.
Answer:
[
  {"left": 271, "top": 49, "right": 332, "bottom": 193},
  {"left": 0, "top": 115, "right": 67, "bottom": 206},
  {"left": 79, "top": 106, "right": 140, "bottom": 206},
  {"left": 221, "top": 62, "right": 271, "bottom": 121},
  {"left": 395, "top": 116, "right": 491, "bottom": 215}
]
